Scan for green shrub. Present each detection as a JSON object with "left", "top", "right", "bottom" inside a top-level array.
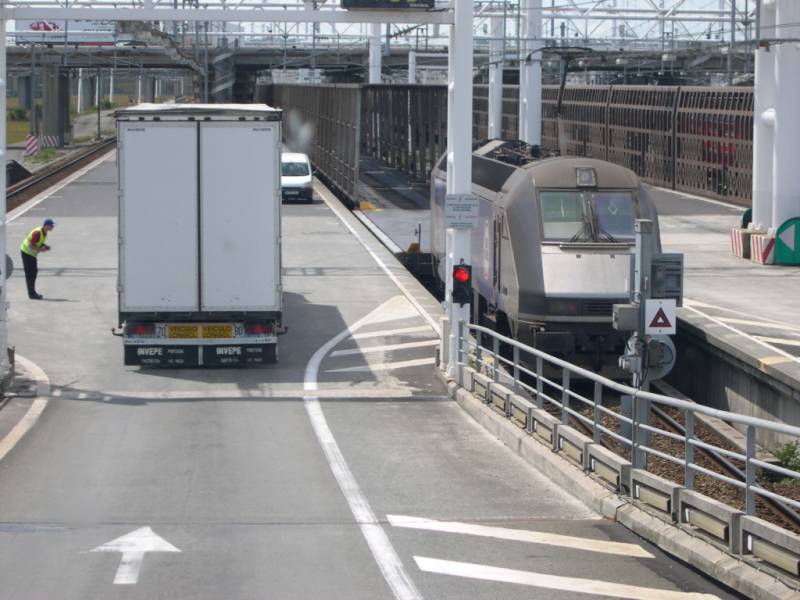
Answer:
[
  {"left": 32, "top": 147, "right": 57, "bottom": 163},
  {"left": 775, "top": 442, "right": 800, "bottom": 483},
  {"left": 6, "top": 107, "right": 28, "bottom": 121}
]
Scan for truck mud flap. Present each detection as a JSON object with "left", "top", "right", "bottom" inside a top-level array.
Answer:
[
  {"left": 203, "top": 343, "right": 277, "bottom": 366},
  {"left": 124, "top": 345, "right": 199, "bottom": 367}
]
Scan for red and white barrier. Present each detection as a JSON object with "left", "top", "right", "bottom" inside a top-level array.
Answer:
[
  {"left": 730, "top": 228, "right": 753, "bottom": 259},
  {"left": 24, "top": 134, "right": 38, "bottom": 156},
  {"left": 40, "top": 135, "right": 60, "bottom": 148},
  {"left": 750, "top": 233, "right": 776, "bottom": 265}
]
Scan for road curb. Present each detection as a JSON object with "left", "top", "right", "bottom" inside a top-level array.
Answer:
[{"left": 441, "top": 374, "right": 800, "bottom": 600}]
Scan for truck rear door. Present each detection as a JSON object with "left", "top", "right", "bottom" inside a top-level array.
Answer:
[
  {"left": 199, "top": 122, "right": 281, "bottom": 312},
  {"left": 119, "top": 122, "right": 199, "bottom": 312}
]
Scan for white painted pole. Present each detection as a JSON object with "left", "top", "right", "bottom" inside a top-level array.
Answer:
[
  {"left": 369, "top": 22, "right": 381, "bottom": 84},
  {"left": 94, "top": 72, "right": 100, "bottom": 107},
  {"left": 518, "top": 0, "right": 543, "bottom": 145},
  {"left": 751, "top": 0, "right": 775, "bottom": 230},
  {"left": 109, "top": 68, "right": 114, "bottom": 103},
  {"left": 77, "top": 67, "right": 83, "bottom": 113},
  {"left": 771, "top": 0, "right": 800, "bottom": 229},
  {"left": 0, "top": 17, "right": 8, "bottom": 380},
  {"left": 446, "top": 0, "right": 474, "bottom": 377},
  {"left": 408, "top": 50, "right": 416, "bottom": 84},
  {"left": 137, "top": 75, "right": 142, "bottom": 104},
  {"left": 488, "top": 14, "right": 503, "bottom": 139}
]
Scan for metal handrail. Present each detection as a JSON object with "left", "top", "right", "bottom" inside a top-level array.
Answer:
[{"left": 456, "top": 320, "right": 800, "bottom": 530}]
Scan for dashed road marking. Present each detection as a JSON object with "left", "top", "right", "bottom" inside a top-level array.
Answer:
[
  {"left": 331, "top": 340, "right": 439, "bottom": 357},
  {"left": 414, "top": 557, "right": 721, "bottom": 600},
  {"left": 388, "top": 515, "right": 653, "bottom": 558},
  {"left": 350, "top": 326, "right": 432, "bottom": 340},
  {"left": 326, "top": 357, "right": 436, "bottom": 374}
]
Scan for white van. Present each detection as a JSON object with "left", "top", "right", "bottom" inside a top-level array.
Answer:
[{"left": 281, "top": 152, "right": 313, "bottom": 203}]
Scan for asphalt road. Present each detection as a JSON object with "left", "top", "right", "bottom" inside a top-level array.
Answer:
[{"left": 0, "top": 154, "right": 739, "bottom": 599}]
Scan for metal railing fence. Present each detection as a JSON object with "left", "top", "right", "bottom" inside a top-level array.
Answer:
[{"left": 456, "top": 320, "right": 800, "bottom": 526}]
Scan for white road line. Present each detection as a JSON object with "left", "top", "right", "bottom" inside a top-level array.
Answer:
[
  {"left": 7, "top": 149, "right": 115, "bottom": 223},
  {"left": 414, "top": 557, "right": 720, "bottom": 600},
  {"left": 717, "top": 318, "right": 800, "bottom": 333},
  {"left": 326, "top": 358, "right": 436, "bottom": 374},
  {"left": 304, "top": 297, "right": 423, "bottom": 600},
  {"left": 754, "top": 336, "right": 800, "bottom": 348},
  {"left": 682, "top": 304, "right": 800, "bottom": 363},
  {"left": 351, "top": 326, "right": 432, "bottom": 341},
  {"left": 388, "top": 515, "right": 653, "bottom": 559},
  {"left": 0, "top": 355, "right": 49, "bottom": 463},
  {"left": 331, "top": 340, "right": 439, "bottom": 357},
  {"left": 315, "top": 180, "right": 440, "bottom": 336}
]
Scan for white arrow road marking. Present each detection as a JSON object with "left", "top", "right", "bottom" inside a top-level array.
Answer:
[
  {"left": 388, "top": 515, "right": 653, "bottom": 558},
  {"left": 331, "top": 340, "right": 439, "bottom": 357},
  {"left": 414, "top": 557, "right": 721, "bottom": 600},
  {"left": 325, "top": 357, "right": 436, "bottom": 374},
  {"left": 91, "top": 527, "right": 180, "bottom": 585}
]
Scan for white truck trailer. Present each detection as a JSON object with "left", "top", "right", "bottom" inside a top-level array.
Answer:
[{"left": 116, "top": 104, "right": 283, "bottom": 367}]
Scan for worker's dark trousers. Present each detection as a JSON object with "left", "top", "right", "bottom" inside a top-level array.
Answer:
[{"left": 20, "top": 251, "right": 38, "bottom": 298}]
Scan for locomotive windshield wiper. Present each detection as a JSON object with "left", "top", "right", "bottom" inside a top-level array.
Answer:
[
  {"left": 568, "top": 221, "right": 593, "bottom": 243},
  {"left": 596, "top": 225, "right": 621, "bottom": 244}
]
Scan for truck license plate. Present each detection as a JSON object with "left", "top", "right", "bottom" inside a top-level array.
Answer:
[
  {"left": 167, "top": 324, "right": 199, "bottom": 339},
  {"left": 202, "top": 324, "right": 233, "bottom": 338}
]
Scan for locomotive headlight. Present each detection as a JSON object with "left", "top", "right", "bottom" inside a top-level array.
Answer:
[
  {"left": 575, "top": 167, "right": 597, "bottom": 188},
  {"left": 547, "top": 300, "right": 580, "bottom": 315}
]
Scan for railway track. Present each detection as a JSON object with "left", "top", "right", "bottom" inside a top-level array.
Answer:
[{"left": 6, "top": 138, "right": 117, "bottom": 211}]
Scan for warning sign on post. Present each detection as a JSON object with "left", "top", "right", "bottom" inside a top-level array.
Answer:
[{"left": 645, "top": 299, "right": 677, "bottom": 335}]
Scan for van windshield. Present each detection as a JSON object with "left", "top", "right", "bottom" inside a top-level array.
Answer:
[
  {"left": 539, "top": 190, "right": 637, "bottom": 243},
  {"left": 282, "top": 162, "right": 310, "bottom": 176}
]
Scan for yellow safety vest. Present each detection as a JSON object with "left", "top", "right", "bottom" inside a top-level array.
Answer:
[{"left": 20, "top": 226, "right": 47, "bottom": 258}]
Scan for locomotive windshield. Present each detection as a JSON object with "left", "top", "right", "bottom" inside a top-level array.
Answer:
[{"left": 539, "top": 190, "right": 636, "bottom": 243}]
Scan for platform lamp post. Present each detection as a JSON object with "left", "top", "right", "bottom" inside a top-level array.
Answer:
[{"left": 445, "top": 0, "right": 474, "bottom": 378}]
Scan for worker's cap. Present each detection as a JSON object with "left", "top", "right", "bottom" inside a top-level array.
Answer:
[{"left": 43, "top": 218, "right": 55, "bottom": 227}]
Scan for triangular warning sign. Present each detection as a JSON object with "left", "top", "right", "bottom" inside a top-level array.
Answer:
[{"left": 649, "top": 307, "right": 672, "bottom": 329}]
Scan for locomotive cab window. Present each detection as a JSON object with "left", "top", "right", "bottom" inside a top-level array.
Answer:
[
  {"left": 590, "top": 192, "right": 636, "bottom": 242},
  {"left": 539, "top": 190, "right": 637, "bottom": 243},
  {"left": 540, "top": 191, "right": 587, "bottom": 241}
]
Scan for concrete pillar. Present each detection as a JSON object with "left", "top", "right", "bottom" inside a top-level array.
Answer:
[
  {"left": 771, "top": 0, "right": 800, "bottom": 229},
  {"left": 445, "top": 1, "right": 474, "bottom": 376},
  {"left": 17, "top": 75, "right": 32, "bottom": 110},
  {"left": 488, "top": 14, "right": 503, "bottom": 139},
  {"left": 408, "top": 50, "right": 416, "bottom": 84},
  {"left": 369, "top": 22, "right": 381, "bottom": 84},
  {"left": 76, "top": 68, "right": 83, "bottom": 113},
  {"left": 518, "top": 0, "right": 543, "bottom": 145},
  {"left": 751, "top": 1, "right": 776, "bottom": 230},
  {"left": 42, "top": 65, "right": 70, "bottom": 146}
]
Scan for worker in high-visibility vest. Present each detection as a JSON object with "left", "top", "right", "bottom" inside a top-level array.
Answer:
[{"left": 20, "top": 218, "right": 55, "bottom": 300}]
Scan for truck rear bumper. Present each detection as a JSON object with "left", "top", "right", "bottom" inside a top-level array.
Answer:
[{"left": 124, "top": 342, "right": 277, "bottom": 367}]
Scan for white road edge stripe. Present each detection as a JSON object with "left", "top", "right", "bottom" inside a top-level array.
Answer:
[
  {"left": 315, "top": 180, "right": 440, "bottom": 336},
  {"left": 0, "top": 355, "right": 49, "bottom": 463},
  {"left": 414, "top": 557, "right": 721, "bottom": 600},
  {"left": 753, "top": 336, "right": 800, "bottom": 348},
  {"left": 388, "top": 515, "right": 653, "bottom": 558},
  {"left": 331, "top": 340, "right": 439, "bottom": 357},
  {"left": 7, "top": 149, "right": 115, "bottom": 223},
  {"left": 304, "top": 297, "right": 423, "bottom": 600},
  {"left": 326, "top": 357, "right": 436, "bottom": 374}
]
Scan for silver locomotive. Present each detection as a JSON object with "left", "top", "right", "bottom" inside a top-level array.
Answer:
[{"left": 430, "top": 140, "right": 661, "bottom": 364}]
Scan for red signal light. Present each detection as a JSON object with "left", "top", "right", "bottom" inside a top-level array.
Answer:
[{"left": 453, "top": 266, "right": 470, "bottom": 284}]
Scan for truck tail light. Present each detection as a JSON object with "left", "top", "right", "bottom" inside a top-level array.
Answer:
[
  {"left": 129, "top": 323, "right": 155, "bottom": 337},
  {"left": 245, "top": 323, "right": 272, "bottom": 335}
]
